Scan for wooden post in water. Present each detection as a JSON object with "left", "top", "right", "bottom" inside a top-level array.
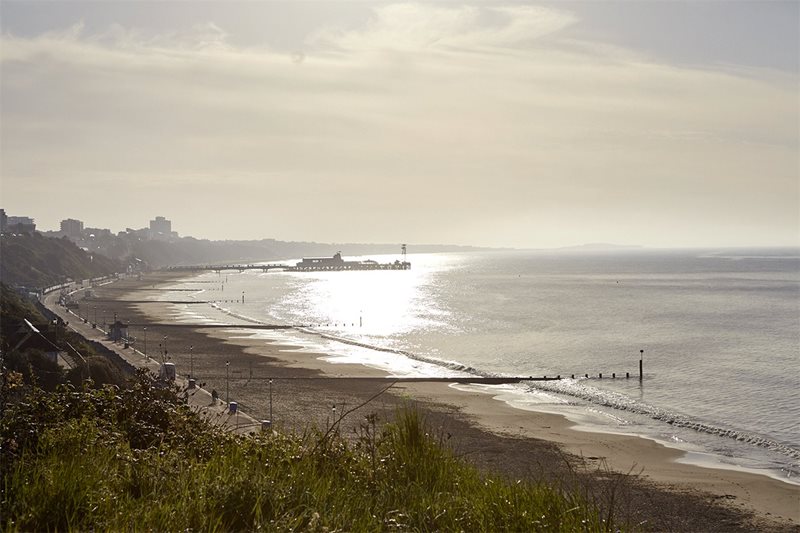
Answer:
[{"left": 639, "top": 349, "right": 644, "bottom": 381}]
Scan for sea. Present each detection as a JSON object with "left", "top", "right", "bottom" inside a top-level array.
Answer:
[{"left": 164, "top": 248, "right": 800, "bottom": 483}]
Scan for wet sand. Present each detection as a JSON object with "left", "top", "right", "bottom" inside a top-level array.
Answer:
[{"left": 84, "top": 272, "right": 799, "bottom": 531}]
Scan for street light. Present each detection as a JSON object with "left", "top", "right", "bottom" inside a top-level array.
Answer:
[
  {"left": 226, "top": 361, "right": 230, "bottom": 404},
  {"left": 189, "top": 345, "right": 194, "bottom": 378},
  {"left": 163, "top": 336, "right": 168, "bottom": 362},
  {"left": 143, "top": 327, "right": 147, "bottom": 358}
]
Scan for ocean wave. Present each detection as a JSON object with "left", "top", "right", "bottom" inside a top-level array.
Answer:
[
  {"left": 293, "top": 326, "right": 480, "bottom": 375},
  {"left": 206, "top": 302, "right": 268, "bottom": 326},
  {"left": 179, "top": 294, "right": 800, "bottom": 464},
  {"left": 296, "top": 327, "right": 800, "bottom": 462},
  {"left": 525, "top": 379, "right": 800, "bottom": 461}
]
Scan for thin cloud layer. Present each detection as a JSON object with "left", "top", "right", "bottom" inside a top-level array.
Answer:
[
  {"left": 311, "top": 4, "right": 576, "bottom": 50},
  {"left": 1, "top": 3, "right": 797, "bottom": 246}
]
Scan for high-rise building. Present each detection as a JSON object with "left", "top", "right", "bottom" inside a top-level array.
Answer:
[
  {"left": 6, "top": 216, "right": 36, "bottom": 234},
  {"left": 149, "top": 216, "right": 172, "bottom": 235},
  {"left": 60, "top": 218, "right": 84, "bottom": 237},
  {"left": 0, "top": 209, "right": 7, "bottom": 233}
]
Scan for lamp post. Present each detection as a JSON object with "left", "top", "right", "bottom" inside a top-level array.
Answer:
[
  {"left": 269, "top": 378, "right": 273, "bottom": 424},
  {"left": 93, "top": 306, "right": 97, "bottom": 325},
  {"left": 143, "top": 327, "right": 147, "bottom": 359},
  {"left": 189, "top": 345, "right": 194, "bottom": 378},
  {"left": 163, "top": 336, "right": 168, "bottom": 362},
  {"left": 226, "top": 361, "right": 230, "bottom": 404}
]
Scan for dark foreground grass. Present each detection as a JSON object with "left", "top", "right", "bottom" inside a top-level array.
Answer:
[{"left": 2, "top": 372, "right": 610, "bottom": 531}]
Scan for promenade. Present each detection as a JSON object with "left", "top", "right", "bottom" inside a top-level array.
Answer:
[{"left": 43, "top": 286, "right": 263, "bottom": 435}]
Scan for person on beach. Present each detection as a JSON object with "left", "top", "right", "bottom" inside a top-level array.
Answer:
[{"left": 211, "top": 389, "right": 218, "bottom": 404}]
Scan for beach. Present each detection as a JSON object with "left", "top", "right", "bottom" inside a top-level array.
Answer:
[{"left": 75, "top": 272, "right": 799, "bottom": 531}]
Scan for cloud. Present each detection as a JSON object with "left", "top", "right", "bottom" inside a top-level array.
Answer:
[
  {"left": 0, "top": 4, "right": 797, "bottom": 246},
  {"left": 310, "top": 4, "right": 576, "bottom": 51}
]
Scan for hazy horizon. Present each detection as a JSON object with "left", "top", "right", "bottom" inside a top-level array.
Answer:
[{"left": 1, "top": 1, "right": 797, "bottom": 249}]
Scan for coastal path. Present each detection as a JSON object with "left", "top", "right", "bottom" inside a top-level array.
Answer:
[{"left": 42, "top": 288, "right": 264, "bottom": 434}]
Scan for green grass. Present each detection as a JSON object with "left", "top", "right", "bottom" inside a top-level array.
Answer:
[{"left": 2, "top": 374, "right": 611, "bottom": 531}]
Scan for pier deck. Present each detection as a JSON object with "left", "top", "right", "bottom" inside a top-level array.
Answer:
[{"left": 168, "top": 262, "right": 411, "bottom": 273}]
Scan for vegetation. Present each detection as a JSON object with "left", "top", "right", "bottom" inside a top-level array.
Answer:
[
  {"left": 1, "top": 371, "right": 607, "bottom": 532},
  {"left": 0, "top": 233, "right": 120, "bottom": 288},
  {"left": 0, "top": 282, "right": 45, "bottom": 327},
  {"left": 0, "top": 283, "right": 129, "bottom": 390}
]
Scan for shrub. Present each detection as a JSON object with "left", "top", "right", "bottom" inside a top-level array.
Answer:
[{"left": 1, "top": 376, "right": 607, "bottom": 531}]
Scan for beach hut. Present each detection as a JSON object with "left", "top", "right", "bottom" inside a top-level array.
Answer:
[{"left": 109, "top": 320, "right": 128, "bottom": 342}]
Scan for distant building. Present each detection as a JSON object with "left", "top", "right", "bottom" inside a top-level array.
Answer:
[
  {"left": 109, "top": 320, "right": 129, "bottom": 342},
  {"left": 60, "top": 218, "right": 84, "bottom": 237},
  {"left": 11, "top": 319, "right": 64, "bottom": 363},
  {"left": 123, "top": 227, "right": 150, "bottom": 239},
  {"left": 296, "top": 252, "right": 346, "bottom": 268},
  {"left": 149, "top": 216, "right": 172, "bottom": 235},
  {"left": 84, "top": 227, "right": 113, "bottom": 238},
  {"left": 0, "top": 209, "right": 7, "bottom": 233},
  {"left": 294, "top": 251, "right": 411, "bottom": 271},
  {"left": 7, "top": 216, "right": 36, "bottom": 234}
]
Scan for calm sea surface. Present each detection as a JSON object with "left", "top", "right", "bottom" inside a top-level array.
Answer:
[{"left": 167, "top": 249, "right": 800, "bottom": 482}]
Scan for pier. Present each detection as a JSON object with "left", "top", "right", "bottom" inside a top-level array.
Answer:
[
  {"left": 166, "top": 251, "right": 411, "bottom": 273},
  {"left": 168, "top": 261, "right": 411, "bottom": 273},
  {"left": 168, "top": 264, "right": 292, "bottom": 273}
]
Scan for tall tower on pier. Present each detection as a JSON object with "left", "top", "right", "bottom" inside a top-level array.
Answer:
[{"left": 401, "top": 244, "right": 407, "bottom": 262}]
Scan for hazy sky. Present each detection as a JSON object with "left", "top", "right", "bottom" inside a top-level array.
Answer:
[{"left": 1, "top": 1, "right": 798, "bottom": 248}]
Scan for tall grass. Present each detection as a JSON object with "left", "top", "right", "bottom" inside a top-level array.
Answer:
[{"left": 2, "top": 374, "right": 610, "bottom": 531}]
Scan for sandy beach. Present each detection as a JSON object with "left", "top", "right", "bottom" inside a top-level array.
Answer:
[{"left": 77, "top": 272, "right": 799, "bottom": 531}]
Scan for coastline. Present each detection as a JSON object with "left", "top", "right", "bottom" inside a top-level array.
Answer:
[{"left": 91, "top": 272, "right": 798, "bottom": 530}]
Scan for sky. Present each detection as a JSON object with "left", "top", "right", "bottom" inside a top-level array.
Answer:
[{"left": 1, "top": 1, "right": 798, "bottom": 248}]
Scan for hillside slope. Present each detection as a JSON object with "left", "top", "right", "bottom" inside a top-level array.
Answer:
[{"left": 0, "top": 233, "right": 120, "bottom": 288}]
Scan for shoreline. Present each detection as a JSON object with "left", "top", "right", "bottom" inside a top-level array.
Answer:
[
  {"left": 181, "top": 274, "right": 800, "bottom": 482},
  {"left": 252, "top": 325, "right": 800, "bottom": 488},
  {"left": 92, "top": 272, "right": 798, "bottom": 529},
  {"left": 469, "top": 384, "right": 800, "bottom": 487}
]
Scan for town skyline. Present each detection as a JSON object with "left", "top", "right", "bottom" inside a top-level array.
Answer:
[
  {"left": 1, "top": 2, "right": 797, "bottom": 248},
  {"left": 4, "top": 208, "right": 800, "bottom": 254}
]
